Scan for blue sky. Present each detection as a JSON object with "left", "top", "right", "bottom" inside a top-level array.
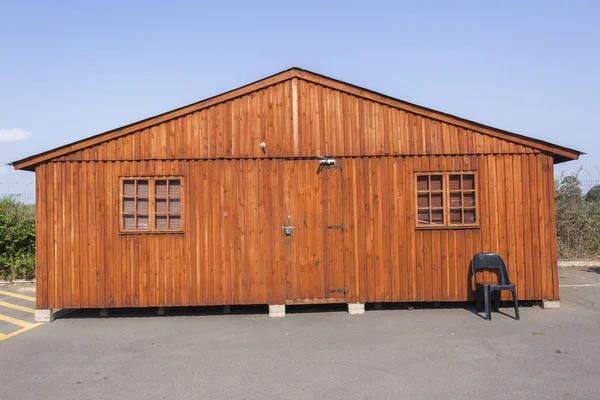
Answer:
[{"left": 1, "top": 0, "right": 598, "bottom": 194}]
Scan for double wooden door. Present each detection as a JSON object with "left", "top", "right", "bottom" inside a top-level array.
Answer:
[{"left": 281, "top": 159, "right": 345, "bottom": 304}]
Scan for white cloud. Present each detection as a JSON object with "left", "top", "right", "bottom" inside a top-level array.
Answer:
[{"left": 0, "top": 128, "right": 32, "bottom": 142}]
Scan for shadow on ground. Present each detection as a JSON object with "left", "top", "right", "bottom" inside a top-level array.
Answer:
[{"left": 60, "top": 300, "right": 537, "bottom": 320}]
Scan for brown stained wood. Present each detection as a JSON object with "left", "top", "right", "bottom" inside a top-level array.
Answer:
[
  {"left": 61, "top": 163, "right": 70, "bottom": 307},
  {"left": 269, "top": 160, "right": 284, "bottom": 304},
  {"left": 283, "top": 160, "right": 297, "bottom": 301},
  {"left": 372, "top": 158, "right": 385, "bottom": 301},
  {"left": 521, "top": 155, "right": 534, "bottom": 300},
  {"left": 105, "top": 162, "right": 115, "bottom": 307},
  {"left": 388, "top": 158, "right": 400, "bottom": 301},
  {"left": 396, "top": 157, "right": 407, "bottom": 301},
  {"left": 536, "top": 155, "right": 549, "bottom": 300},
  {"left": 512, "top": 156, "right": 526, "bottom": 300},
  {"left": 495, "top": 156, "right": 508, "bottom": 298},
  {"left": 331, "top": 166, "right": 345, "bottom": 299},
  {"left": 246, "top": 160, "right": 260, "bottom": 303},
  {"left": 17, "top": 86, "right": 570, "bottom": 170},
  {"left": 35, "top": 165, "right": 48, "bottom": 309},
  {"left": 187, "top": 161, "right": 197, "bottom": 305},
  {"left": 322, "top": 166, "right": 332, "bottom": 299},
  {"left": 258, "top": 160, "right": 270, "bottom": 302},
  {"left": 363, "top": 158, "right": 375, "bottom": 302},
  {"left": 421, "top": 157, "right": 433, "bottom": 302},
  {"left": 52, "top": 163, "right": 61, "bottom": 309},
  {"left": 504, "top": 156, "right": 517, "bottom": 301},
  {"left": 212, "top": 161, "right": 224, "bottom": 305},
  {"left": 97, "top": 162, "right": 106, "bottom": 307},
  {"left": 34, "top": 153, "right": 561, "bottom": 308},
  {"left": 28, "top": 66, "right": 571, "bottom": 310},
  {"left": 221, "top": 163, "right": 233, "bottom": 305},
  {"left": 529, "top": 155, "right": 542, "bottom": 300},
  {"left": 381, "top": 158, "right": 392, "bottom": 302},
  {"left": 12, "top": 70, "right": 579, "bottom": 171},
  {"left": 342, "top": 159, "right": 357, "bottom": 302}
]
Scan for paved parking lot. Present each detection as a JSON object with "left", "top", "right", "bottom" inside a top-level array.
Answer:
[
  {"left": 1, "top": 267, "right": 600, "bottom": 400},
  {"left": 0, "top": 285, "right": 40, "bottom": 341}
]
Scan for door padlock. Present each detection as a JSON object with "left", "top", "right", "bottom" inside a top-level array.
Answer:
[{"left": 282, "top": 214, "right": 294, "bottom": 236}]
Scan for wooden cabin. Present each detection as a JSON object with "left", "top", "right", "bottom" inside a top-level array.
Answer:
[{"left": 11, "top": 68, "right": 582, "bottom": 320}]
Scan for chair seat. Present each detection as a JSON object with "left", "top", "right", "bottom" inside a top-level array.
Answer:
[{"left": 474, "top": 282, "right": 515, "bottom": 290}]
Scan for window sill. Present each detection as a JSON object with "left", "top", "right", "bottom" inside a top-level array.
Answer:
[
  {"left": 415, "top": 225, "right": 480, "bottom": 231},
  {"left": 119, "top": 231, "right": 184, "bottom": 235}
]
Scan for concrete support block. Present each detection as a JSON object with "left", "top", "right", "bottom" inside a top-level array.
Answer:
[
  {"left": 157, "top": 307, "right": 165, "bottom": 316},
  {"left": 223, "top": 305, "right": 231, "bottom": 314},
  {"left": 34, "top": 309, "right": 54, "bottom": 323},
  {"left": 374, "top": 302, "right": 382, "bottom": 310},
  {"left": 100, "top": 308, "right": 110, "bottom": 317},
  {"left": 269, "top": 304, "right": 285, "bottom": 317},
  {"left": 348, "top": 303, "right": 365, "bottom": 315},
  {"left": 542, "top": 300, "right": 561, "bottom": 309}
]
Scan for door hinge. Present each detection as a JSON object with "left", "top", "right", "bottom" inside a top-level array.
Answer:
[
  {"left": 326, "top": 224, "right": 344, "bottom": 231},
  {"left": 329, "top": 288, "right": 346, "bottom": 294}
]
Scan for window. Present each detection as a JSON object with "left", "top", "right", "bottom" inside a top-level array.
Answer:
[
  {"left": 416, "top": 172, "right": 477, "bottom": 228},
  {"left": 120, "top": 177, "right": 183, "bottom": 233}
]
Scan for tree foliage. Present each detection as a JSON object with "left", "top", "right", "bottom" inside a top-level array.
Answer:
[
  {"left": 585, "top": 185, "right": 600, "bottom": 203},
  {"left": 0, "top": 196, "right": 36, "bottom": 280},
  {"left": 555, "top": 173, "right": 600, "bottom": 260}
]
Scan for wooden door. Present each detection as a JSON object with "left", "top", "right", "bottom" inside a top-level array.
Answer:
[{"left": 282, "top": 159, "right": 345, "bottom": 304}]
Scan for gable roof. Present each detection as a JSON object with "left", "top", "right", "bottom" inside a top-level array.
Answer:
[{"left": 10, "top": 67, "right": 583, "bottom": 171}]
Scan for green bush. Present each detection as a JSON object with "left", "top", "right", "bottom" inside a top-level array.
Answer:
[
  {"left": 555, "top": 173, "right": 600, "bottom": 260},
  {"left": 0, "top": 196, "right": 36, "bottom": 280}
]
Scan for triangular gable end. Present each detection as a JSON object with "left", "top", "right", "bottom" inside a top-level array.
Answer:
[{"left": 10, "top": 67, "right": 582, "bottom": 171}]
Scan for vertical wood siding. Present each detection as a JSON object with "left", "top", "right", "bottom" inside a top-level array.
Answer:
[
  {"left": 33, "top": 76, "right": 564, "bottom": 309},
  {"left": 55, "top": 79, "right": 537, "bottom": 162},
  {"left": 35, "top": 153, "right": 559, "bottom": 309}
]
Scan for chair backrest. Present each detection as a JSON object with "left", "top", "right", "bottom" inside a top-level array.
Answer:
[{"left": 471, "top": 253, "right": 511, "bottom": 285}]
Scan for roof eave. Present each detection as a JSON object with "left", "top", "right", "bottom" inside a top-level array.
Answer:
[{"left": 10, "top": 67, "right": 584, "bottom": 169}]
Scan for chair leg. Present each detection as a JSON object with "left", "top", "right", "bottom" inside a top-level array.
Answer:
[
  {"left": 511, "top": 288, "right": 520, "bottom": 320},
  {"left": 493, "top": 290, "right": 500, "bottom": 311},
  {"left": 484, "top": 285, "right": 491, "bottom": 321}
]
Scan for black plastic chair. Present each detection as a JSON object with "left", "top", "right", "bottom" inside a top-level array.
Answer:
[{"left": 471, "top": 253, "right": 520, "bottom": 321}]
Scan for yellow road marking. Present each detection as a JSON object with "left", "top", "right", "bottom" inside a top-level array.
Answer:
[
  {"left": 0, "top": 314, "right": 37, "bottom": 329},
  {"left": 0, "top": 290, "right": 36, "bottom": 302},
  {"left": 0, "top": 323, "right": 42, "bottom": 342},
  {"left": 0, "top": 301, "right": 35, "bottom": 314}
]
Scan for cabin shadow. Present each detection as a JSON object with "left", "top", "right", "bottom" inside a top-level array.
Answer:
[
  {"left": 61, "top": 305, "right": 269, "bottom": 319},
  {"left": 57, "top": 300, "right": 536, "bottom": 321}
]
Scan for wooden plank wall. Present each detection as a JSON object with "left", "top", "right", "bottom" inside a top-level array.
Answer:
[
  {"left": 54, "top": 79, "right": 538, "bottom": 163},
  {"left": 35, "top": 153, "right": 558, "bottom": 309},
  {"left": 341, "top": 153, "right": 558, "bottom": 303},
  {"left": 34, "top": 77, "right": 561, "bottom": 310},
  {"left": 35, "top": 159, "right": 286, "bottom": 309}
]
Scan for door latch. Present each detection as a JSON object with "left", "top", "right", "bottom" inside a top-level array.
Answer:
[
  {"left": 326, "top": 224, "right": 344, "bottom": 231},
  {"left": 329, "top": 288, "right": 346, "bottom": 294},
  {"left": 282, "top": 226, "right": 295, "bottom": 236}
]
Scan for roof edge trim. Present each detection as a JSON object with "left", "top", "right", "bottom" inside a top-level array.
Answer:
[
  {"left": 11, "top": 68, "right": 297, "bottom": 171},
  {"left": 11, "top": 67, "right": 583, "bottom": 170}
]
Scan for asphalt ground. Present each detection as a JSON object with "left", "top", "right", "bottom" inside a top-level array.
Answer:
[
  {"left": 1, "top": 267, "right": 599, "bottom": 400},
  {"left": 0, "top": 285, "right": 40, "bottom": 341}
]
